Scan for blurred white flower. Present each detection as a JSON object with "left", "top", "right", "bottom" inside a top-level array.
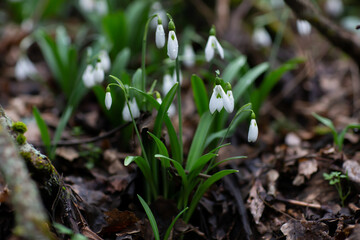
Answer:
[
  {"left": 98, "top": 50, "right": 111, "bottom": 72},
  {"left": 105, "top": 91, "right": 112, "bottom": 110},
  {"left": 15, "top": 56, "right": 38, "bottom": 81},
  {"left": 156, "top": 97, "right": 176, "bottom": 117},
  {"left": 205, "top": 35, "right": 224, "bottom": 62},
  {"left": 79, "top": 0, "right": 107, "bottom": 15},
  {"left": 162, "top": 74, "right": 175, "bottom": 96},
  {"left": 21, "top": 19, "right": 34, "bottom": 32},
  {"left": 253, "top": 28, "right": 272, "bottom": 47},
  {"left": 122, "top": 98, "right": 140, "bottom": 122},
  {"left": 150, "top": 2, "right": 167, "bottom": 29},
  {"left": 79, "top": 0, "right": 95, "bottom": 12},
  {"left": 172, "top": 69, "right": 183, "bottom": 85},
  {"left": 296, "top": 20, "right": 312, "bottom": 36},
  {"left": 96, "top": 0, "right": 108, "bottom": 15},
  {"left": 82, "top": 65, "right": 95, "bottom": 87},
  {"left": 341, "top": 16, "right": 360, "bottom": 33},
  {"left": 248, "top": 119, "right": 258, "bottom": 143},
  {"left": 325, "top": 0, "right": 343, "bottom": 17},
  {"left": 270, "top": 0, "right": 284, "bottom": 8},
  {"left": 167, "top": 30, "right": 178, "bottom": 60},
  {"left": 155, "top": 23, "right": 165, "bottom": 49},
  {"left": 183, "top": 44, "right": 195, "bottom": 68},
  {"left": 93, "top": 62, "right": 105, "bottom": 83}
]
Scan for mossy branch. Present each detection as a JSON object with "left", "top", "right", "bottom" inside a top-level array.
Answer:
[{"left": 284, "top": 0, "right": 360, "bottom": 65}]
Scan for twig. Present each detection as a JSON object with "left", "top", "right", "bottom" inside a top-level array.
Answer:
[{"left": 284, "top": 0, "right": 360, "bottom": 66}]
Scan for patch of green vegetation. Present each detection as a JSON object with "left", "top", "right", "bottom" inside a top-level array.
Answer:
[
  {"left": 20, "top": 151, "right": 32, "bottom": 161},
  {"left": 16, "top": 134, "right": 27, "bottom": 145},
  {"left": 12, "top": 122, "right": 27, "bottom": 134}
]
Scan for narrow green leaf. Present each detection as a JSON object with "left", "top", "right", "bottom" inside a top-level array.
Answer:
[
  {"left": 190, "top": 153, "right": 217, "bottom": 174},
  {"left": 137, "top": 195, "right": 160, "bottom": 240},
  {"left": 155, "top": 154, "right": 188, "bottom": 189},
  {"left": 191, "top": 74, "right": 209, "bottom": 116},
  {"left": 110, "top": 48, "right": 131, "bottom": 77},
  {"left": 312, "top": 113, "right": 337, "bottom": 136},
  {"left": 222, "top": 55, "right": 247, "bottom": 84},
  {"left": 186, "top": 112, "right": 214, "bottom": 171},
  {"left": 163, "top": 207, "right": 189, "bottom": 240},
  {"left": 208, "top": 156, "right": 247, "bottom": 171},
  {"left": 185, "top": 170, "right": 238, "bottom": 222},
  {"left": 32, "top": 107, "right": 51, "bottom": 155},
  {"left": 102, "top": 11, "right": 127, "bottom": 56},
  {"left": 148, "top": 132, "right": 170, "bottom": 168}
]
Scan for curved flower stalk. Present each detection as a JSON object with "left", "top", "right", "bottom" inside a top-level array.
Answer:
[
  {"left": 205, "top": 25, "right": 224, "bottom": 62},
  {"left": 155, "top": 17, "right": 165, "bottom": 49},
  {"left": 248, "top": 113, "right": 258, "bottom": 143},
  {"left": 296, "top": 20, "right": 311, "bottom": 36},
  {"left": 167, "top": 19, "right": 178, "bottom": 60},
  {"left": 122, "top": 98, "right": 140, "bottom": 122}
]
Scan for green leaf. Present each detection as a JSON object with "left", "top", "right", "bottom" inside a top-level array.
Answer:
[
  {"left": 137, "top": 195, "right": 160, "bottom": 240},
  {"left": 191, "top": 74, "right": 209, "bottom": 116},
  {"left": 32, "top": 107, "right": 51, "bottom": 155},
  {"left": 111, "top": 48, "right": 131, "bottom": 77},
  {"left": 71, "top": 233, "right": 88, "bottom": 240},
  {"left": 186, "top": 112, "right": 214, "bottom": 171},
  {"left": 338, "top": 123, "right": 360, "bottom": 151},
  {"left": 148, "top": 132, "right": 169, "bottom": 168},
  {"left": 53, "top": 222, "right": 73, "bottom": 235},
  {"left": 190, "top": 153, "right": 217, "bottom": 174},
  {"left": 222, "top": 55, "right": 247, "bottom": 84},
  {"left": 184, "top": 169, "right": 238, "bottom": 222},
  {"left": 155, "top": 154, "right": 188, "bottom": 190},
  {"left": 208, "top": 156, "right": 247, "bottom": 171},
  {"left": 312, "top": 113, "right": 338, "bottom": 146},
  {"left": 163, "top": 207, "right": 189, "bottom": 240},
  {"left": 102, "top": 11, "right": 127, "bottom": 56}
]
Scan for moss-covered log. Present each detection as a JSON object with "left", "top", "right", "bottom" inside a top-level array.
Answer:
[
  {"left": 0, "top": 105, "right": 102, "bottom": 240},
  {"left": 284, "top": 0, "right": 360, "bottom": 65}
]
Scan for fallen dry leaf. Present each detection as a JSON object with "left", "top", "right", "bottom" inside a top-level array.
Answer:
[
  {"left": 293, "top": 159, "right": 318, "bottom": 186},
  {"left": 247, "top": 179, "right": 265, "bottom": 224},
  {"left": 281, "top": 219, "right": 330, "bottom": 240}
]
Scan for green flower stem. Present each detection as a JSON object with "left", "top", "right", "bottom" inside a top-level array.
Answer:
[
  {"left": 142, "top": 14, "right": 157, "bottom": 93},
  {"left": 175, "top": 58, "right": 183, "bottom": 164}
]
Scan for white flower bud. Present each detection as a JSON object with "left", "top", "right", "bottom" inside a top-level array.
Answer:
[
  {"left": 122, "top": 98, "right": 140, "bottom": 122},
  {"left": 167, "top": 30, "right": 178, "bottom": 60},
  {"left": 105, "top": 91, "right": 112, "bottom": 110},
  {"left": 155, "top": 24, "right": 165, "bottom": 49},
  {"left": 325, "top": 0, "right": 343, "bottom": 17},
  {"left": 183, "top": 44, "right": 195, "bottom": 68},
  {"left": 82, "top": 65, "right": 95, "bottom": 88},
  {"left": 296, "top": 20, "right": 311, "bottom": 36},
  {"left": 93, "top": 63, "right": 105, "bottom": 83},
  {"left": 162, "top": 74, "right": 175, "bottom": 96},
  {"left": 98, "top": 50, "right": 111, "bottom": 72},
  {"left": 248, "top": 119, "right": 258, "bottom": 143},
  {"left": 253, "top": 28, "right": 272, "bottom": 47},
  {"left": 15, "top": 56, "right": 38, "bottom": 81}
]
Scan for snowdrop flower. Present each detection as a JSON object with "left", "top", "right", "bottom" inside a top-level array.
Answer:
[
  {"left": 150, "top": 2, "right": 167, "bottom": 29},
  {"left": 93, "top": 62, "right": 105, "bottom": 84},
  {"left": 172, "top": 69, "right": 183, "bottom": 85},
  {"left": 270, "top": 0, "right": 284, "bottom": 8},
  {"left": 248, "top": 116, "right": 258, "bottom": 143},
  {"left": 105, "top": 87, "right": 112, "bottom": 110},
  {"left": 156, "top": 94, "right": 176, "bottom": 117},
  {"left": 15, "top": 55, "right": 38, "bottom": 81},
  {"left": 183, "top": 44, "right": 196, "bottom": 68},
  {"left": 82, "top": 65, "right": 96, "bottom": 88},
  {"left": 155, "top": 17, "right": 165, "bottom": 49},
  {"left": 205, "top": 26, "right": 224, "bottom": 62},
  {"left": 162, "top": 74, "right": 175, "bottom": 96},
  {"left": 96, "top": 0, "right": 108, "bottom": 15},
  {"left": 79, "top": 0, "right": 95, "bottom": 13},
  {"left": 209, "top": 84, "right": 234, "bottom": 114},
  {"left": 122, "top": 98, "right": 140, "bottom": 122},
  {"left": 296, "top": 20, "right": 312, "bottom": 36},
  {"left": 223, "top": 84, "right": 234, "bottom": 113},
  {"left": 253, "top": 28, "right": 272, "bottom": 48},
  {"left": 167, "top": 20, "right": 178, "bottom": 60},
  {"left": 79, "top": 0, "right": 107, "bottom": 15},
  {"left": 325, "top": 0, "right": 343, "bottom": 17},
  {"left": 98, "top": 50, "right": 111, "bottom": 72}
]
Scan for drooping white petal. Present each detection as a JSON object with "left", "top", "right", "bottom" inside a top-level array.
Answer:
[
  {"left": 129, "top": 98, "right": 140, "bottom": 119},
  {"left": 93, "top": 63, "right": 105, "bottom": 83},
  {"left": 183, "top": 44, "right": 195, "bottom": 68},
  {"left": 248, "top": 119, "right": 258, "bottom": 143},
  {"left": 99, "top": 50, "right": 111, "bottom": 72},
  {"left": 325, "top": 0, "right": 343, "bottom": 17},
  {"left": 253, "top": 28, "right": 272, "bottom": 47},
  {"left": 167, "top": 30, "right": 179, "bottom": 60},
  {"left": 105, "top": 91, "right": 112, "bottom": 110},
  {"left": 296, "top": 20, "right": 311, "bottom": 36},
  {"left": 205, "top": 36, "right": 215, "bottom": 62},
  {"left": 122, "top": 102, "right": 131, "bottom": 122},
  {"left": 213, "top": 37, "right": 224, "bottom": 59},
  {"left": 82, "top": 65, "right": 95, "bottom": 88},
  {"left": 15, "top": 56, "right": 37, "bottom": 81},
  {"left": 155, "top": 24, "right": 165, "bottom": 49},
  {"left": 209, "top": 85, "right": 224, "bottom": 114},
  {"left": 223, "top": 90, "right": 234, "bottom": 113},
  {"left": 162, "top": 74, "right": 175, "bottom": 95}
]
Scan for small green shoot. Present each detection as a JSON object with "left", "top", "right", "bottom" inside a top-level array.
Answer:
[
  {"left": 53, "top": 223, "right": 88, "bottom": 240},
  {"left": 312, "top": 113, "right": 360, "bottom": 151},
  {"left": 323, "top": 171, "right": 351, "bottom": 207}
]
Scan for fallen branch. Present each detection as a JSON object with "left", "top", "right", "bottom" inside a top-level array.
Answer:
[
  {"left": 284, "top": 0, "right": 360, "bottom": 65},
  {"left": 0, "top": 105, "right": 103, "bottom": 240}
]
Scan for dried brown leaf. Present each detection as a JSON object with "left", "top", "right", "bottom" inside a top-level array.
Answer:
[{"left": 247, "top": 179, "right": 265, "bottom": 224}]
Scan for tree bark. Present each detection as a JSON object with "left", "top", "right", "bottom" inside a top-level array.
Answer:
[{"left": 284, "top": 0, "right": 360, "bottom": 66}]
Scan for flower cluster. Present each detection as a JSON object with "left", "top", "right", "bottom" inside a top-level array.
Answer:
[
  {"left": 155, "top": 16, "right": 178, "bottom": 61},
  {"left": 82, "top": 50, "right": 111, "bottom": 88},
  {"left": 209, "top": 74, "right": 234, "bottom": 114},
  {"left": 79, "top": 0, "right": 108, "bottom": 16}
]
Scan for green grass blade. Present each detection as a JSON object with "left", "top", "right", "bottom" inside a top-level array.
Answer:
[
  {"left": 312, "top": 113, "right": 337, "bottom": 137},
  {"left": 163, "top": 207, "right": 189, "bottom": 240},
  {"left": 148, "top": 132, "right": 169, "bottom": 168},
  {"left": 137, "top": 195, "right": 160, "bottom": 240},
  {"left": 189, "top": 153, "right": 217, "bottom": 174},
  {"left": 184, "top": 169, "right": 238, "bottom": 222},
  {"left": 155, "top": 154, "right": 188, "bottom": 189},
  {"left": 191, "top": 74, "right": 209, "bottom": 116},
  {"left": 32, "top": 107, "right": 51, "bottom": 155},
  {"left": 338, "top": 123, "right": 360, "bottom": 151},
  {"left": 186, "top": 112, "right": 214, "bottom": 171}
]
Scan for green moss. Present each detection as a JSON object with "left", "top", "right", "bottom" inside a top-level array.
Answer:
[
  {"left": 12, "top": 122, "right": 27, "bottom": 134},
  {"left": 20, "top": 151, "right": 32, "bottom": 161},
  {"left": 16, "top": 134, "right": 26, "bottom": 145}
]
